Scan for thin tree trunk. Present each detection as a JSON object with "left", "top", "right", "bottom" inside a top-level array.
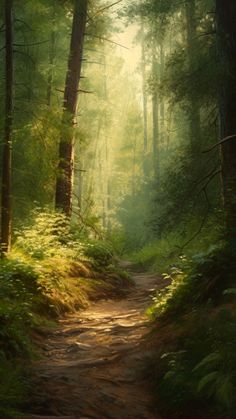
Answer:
[
  {"left": 160, "top": 41, "right": 165, "bottom": 145},
  {"left": 185, "top": 0, "right": 201, "bottom": 155},
  {"left": 1, "top": 0, "right": 13, "bottom": 256},
  {"left": 55, "top": 0, "right": 88, "bottom": 216},
  {"left": 141, "top": 23, "right": 148, "bottom": 175},
  {"left": 46, "top": 0, "right": 56, "bottom": 107},
  {"left": 216, "top": 0, "right": 236, "bottom": 247},
  {"left": 152, "top": 45, "right": 160, "bottom": 179},
  {"left": 132, "top": 137, "right": 137, "bottom": 197}
]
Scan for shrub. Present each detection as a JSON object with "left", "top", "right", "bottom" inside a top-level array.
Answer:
[{"left": 84, "top": 240, "right": 114, "bottom": 270}]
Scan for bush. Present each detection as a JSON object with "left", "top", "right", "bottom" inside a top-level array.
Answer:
[
  {"left": 14, "top": 209, "right": 85, "bottom": 259},
  {"left": 0, "top": 361, "right": 26, "bottom": 419},
  {"left": 148, "top": 243, "right": 236, "bottom": 417},
  {"left": 84, "top": 240, "right": 114, "bottom": 270},
  {"left": 155, "top": 309, "right": 236, "bottom": 416},
  {"left": 149, "top": 243, "right": 234, "bottom": 318}
]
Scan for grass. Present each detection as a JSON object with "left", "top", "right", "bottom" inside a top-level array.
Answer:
[
  {"left": 128, "top": 217, "right": 236, "bottom": 418},
  {"left": 0, "top": 209, "right": 132, "bottom": 417}
]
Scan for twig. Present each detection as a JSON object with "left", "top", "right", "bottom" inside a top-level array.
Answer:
[
  {"left": 72, "top": 206, "right": 103, "bottom": 239},
  {"left": 195, "top": 30, "right": 216, "bottom": 39},
  {"left": 87, "top": 0, "right": 123, "bottom": 22},
  {"left": 14, "top": 40, "right": 49, "bottom": 47},
  {"left": 78, "top": 89, "right": 94, "bottom": 94},
  {"left": 13, "top": 50, "right": 35, "bottom": 65},
  {"left": 193, "top": 166, "right": 219, "bottom": 189},
  {"left": 14, "top": 19, "right": 34, "bottom": 31},
  {"left": 197, "top": 170, "right": 221, "bottom": 196},
  {"left": 85, "top": 33, "right": 129, "bottom": 49},
  {"left": 203, "top": 134, "right": 236, "bottom": 153},
  {"left": 180, "top": 207, "right": 210, "bottom": 250}
]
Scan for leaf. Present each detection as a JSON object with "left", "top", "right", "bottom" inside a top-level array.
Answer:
[
  {"left": 193, "top": 352, "right": 220, "bottom": 372},
  {"left": 197, "top": 371, "right": 219, "bottom": 393},
  {"left": 216, "top": 376, "right": 234, "bottom": 407},
  {"left": 223, "top": 288, "right": 236, "bottom": 295}
]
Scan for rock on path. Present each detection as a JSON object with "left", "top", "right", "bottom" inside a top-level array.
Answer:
[{"left": 25, "top": 262, "right": 166, "bottom": 419}]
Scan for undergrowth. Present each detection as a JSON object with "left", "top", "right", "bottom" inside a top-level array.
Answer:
[
  {"left": 0, "top": 209, "right": 130, "bottom": 417},
  {"left": 130, "top": 221, "right": 236, "bottom": 418},
  {"left": 145, "top": 242, "right": 236, "bottom": 418}
]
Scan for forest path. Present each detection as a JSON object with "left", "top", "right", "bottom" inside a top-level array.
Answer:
[{"left": 27, "top": 262, "right": 165, "bottom": 419}]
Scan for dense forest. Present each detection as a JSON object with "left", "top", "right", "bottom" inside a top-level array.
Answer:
[{"left": 0, "top": 0, "right": 236, "bottom": 418}]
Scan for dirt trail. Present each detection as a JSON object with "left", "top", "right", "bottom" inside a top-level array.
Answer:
[{"left": 27, "top": 262, "right": 165, "bottom": 419}]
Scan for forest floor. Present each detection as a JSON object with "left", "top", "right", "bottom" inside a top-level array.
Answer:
[{"left": 25, "top": 262, "right": 166, "bottom": 419}]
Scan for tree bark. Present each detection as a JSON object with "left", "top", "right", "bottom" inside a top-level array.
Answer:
[
  {"left": 216, "top": 0, "right": 236, "bottom": 247},
  {"left": 1, "top": 0, "right": 13, "bottom": 255},
  {"left": 159, "top": 41, "right": 165, "bottom": 146},
  {"left": 152, "top": 45, "right": 160, "bottom": 179},
  {"left": 141, "top": 23, "right": 148, "bottom": 161},
  {"left": 185, "top": 0, "right": 201, "bottom": 155},
  {"left": 55, "top": 0, "right": 88, "bottom": 216},
  {"left": 46, "top": 0, "right": 56, "bottom": 107}
]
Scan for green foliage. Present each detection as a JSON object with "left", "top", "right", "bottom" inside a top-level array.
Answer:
[
  {"left": 84, "top": 240, "right": 114, "bottom": 270},
  {"left": 145, "top": 239, "right": 236, "bottom": 416},
  {"left": 149, "top": 243, "right": 234, "bottom": 318},
  {"left": 0, "top": 258, "right": 37, "bottom": 357},
  {"left": 14, "top": 209, "right": 83, "bottom": 259},
  {"left": 0, "top": 208, "right": 130, "bottom": 417},
  {"left": 155, "top": 309, "right": 236, "bottom": 415},
  {"left": 0, "top": 362, "right": 25, "bottom": 419}
]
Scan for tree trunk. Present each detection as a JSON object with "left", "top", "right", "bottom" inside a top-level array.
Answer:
[
  {"left": 160, "top": 41, "right": 165, "bottom": 146},
  {"left": 185, "top": 0, "right": 201, "bottom": 155},
  {"left": 1, "top": 0, "right": 13, "bottom": 256},
  {"left": 216, "top": 0, "right": 236, "bottom": 248},
  {"left": 132, "top": 138, "right": 137, "bottom": 196},
  {"left": 46, "top": 0, "right": 56, "bottom": 107},
  {"left": 55, "top": 0, "right": 88, "bottom": 216},
  {"left": 152, "top": 45, "right": 160, "bottom": 179},
  {"left": 141, "top": 23, "right": 148, "bottom": 176}
]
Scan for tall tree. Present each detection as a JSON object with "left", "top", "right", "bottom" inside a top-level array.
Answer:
[
  {"left": 46, "top": 0, "right": 56, "bottom": 107},
  {"left": 185, "top": 0, "right": 201, "bottom": 155},
  {"left": 216, "top": 0, "right": 236, "bottom": 247},
  {"left": 152, "top": 42, "right": 160, "bottom": 178},
  {"left": 55, "top": 0, "right": 88, "bottom": 216},
  {"left": 1, "top": 0, "right": 13, "bottom": 255},
  {"left": 141, "top": 22, "right": 148, "bottom": 176}
]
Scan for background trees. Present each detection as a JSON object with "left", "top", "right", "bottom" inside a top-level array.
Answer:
[
  {"left": 0, "top": 1, "right": 236, "bottom": 417},
  {"left": 0, "top": 0, "right": 235, "bottom": 259}
]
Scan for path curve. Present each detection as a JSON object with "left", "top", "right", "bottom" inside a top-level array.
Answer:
[{"left": 26, "top": 262, "right": 165, "bottom": 419}]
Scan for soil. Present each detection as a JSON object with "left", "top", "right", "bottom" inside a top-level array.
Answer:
[{"left": 25, "top": 262, "right": 166, "bottom": 419}]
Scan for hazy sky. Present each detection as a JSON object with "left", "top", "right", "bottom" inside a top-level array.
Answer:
[
  {"left": 116, "top": 24, "right": 141, "bottom": 75},
  {"left": 109, "top": 1, "right": 141, "bottom": 76}
]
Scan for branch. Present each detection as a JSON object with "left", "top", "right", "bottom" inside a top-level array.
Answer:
[
  {"left": 14, "top": 19, "right": 34, "bottom": 31},
  {"left": 72, "top": 206, "right": 103, "bottom": 239},
  {"left": 74, "top": 168, "right": 87, "bottom": 172},
  {"left": 179, "top": 206, "right": 210, "bottom": 251},
  {"left": 85, "top": 33, "right": 129, "bottom": 49},
  {"left": 87, "top": 0, "right": 123, "bottom": 22},
  {"left": 78, "top": 89, "right": 94, "bottom": 94},
  {"left": 203, "top": 134, "right": 236, "bottom": 153},
  {"left": 197, "top": 170, "right": 221, "bottom": 196},
  {"left": 193, "top": 166, "right": 219, "bottom": 189},
  {"left": 195, "top": 30, "right": 216, "bottom": 39},
  {"left": 13, "top": 50, "right": 35, "bottom": 65},
  {"left": 84, "top": 60, "right": 105, "bottom": 66},
  {"left": 14, "top": 40, "right": 49, "bottom": 47}
]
